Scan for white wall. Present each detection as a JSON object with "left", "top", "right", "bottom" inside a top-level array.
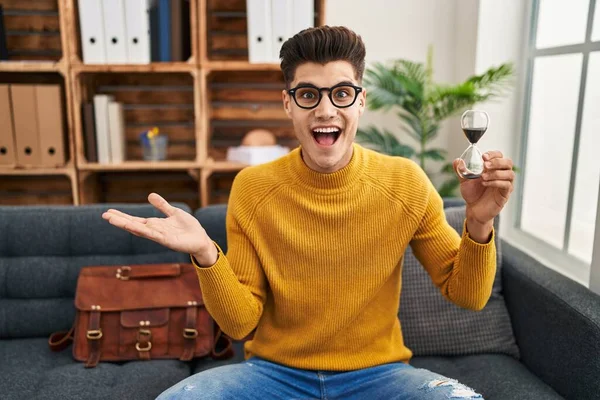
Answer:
[{"left": 325, "top": 0, "right": 464, "bottom": 182}]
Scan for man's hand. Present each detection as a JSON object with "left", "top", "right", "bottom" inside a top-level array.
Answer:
[
  {"left": 453, "top": 151, "right": 515, "bottom": 243},
  {"left": 101, "top": 192, "right": 218, "bottom": 267}
]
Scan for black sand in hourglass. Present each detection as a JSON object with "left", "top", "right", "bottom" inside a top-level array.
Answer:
[{"left": 462, "top": 128, "right": 486, "bottom": 144}]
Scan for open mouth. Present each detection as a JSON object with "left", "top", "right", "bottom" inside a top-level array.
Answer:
[{"left": 311, "top": 127, "right": 342, "bottom": 147}]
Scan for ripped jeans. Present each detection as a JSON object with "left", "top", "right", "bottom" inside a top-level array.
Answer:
[{"left": 156, "top": 356, "right": 484, "bottom": 400}]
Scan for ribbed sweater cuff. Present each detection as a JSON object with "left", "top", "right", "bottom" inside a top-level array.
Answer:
[
  {"left": 191, "top": 241, "right": 233, "bottom": 283},
  {"left": 460, "top": 218, "right": 496, "bottom": 259}
]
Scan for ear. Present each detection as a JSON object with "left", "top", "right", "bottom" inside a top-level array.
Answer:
[
  {"left": 282, "top": 89, "right": 292, "bottom": 118},
  {"left": 358, "top": 88, "right": 367, "bottom": 116}
]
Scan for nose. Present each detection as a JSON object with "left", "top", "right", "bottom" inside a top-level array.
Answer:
[{"left": 314, "top": 91, "right": 337, "bottom": 119}]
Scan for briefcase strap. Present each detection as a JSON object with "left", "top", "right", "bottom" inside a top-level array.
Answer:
[
  {"left": 85, "top": 308, "right": 102, "bottom": 368},
  {"left": 180, "top": 304, "right": 198, "bottom": 361},
  {"left": 136, "top": 327, "right": 152, "bottom": 361},
  {"left": 48, "top": 325, "right": 74, "bottom": 352}
]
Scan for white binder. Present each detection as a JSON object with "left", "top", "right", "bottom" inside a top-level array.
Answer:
[
  {"left": 246, "top": 0, "right": 273, "bottom": 63},
  {"left": 292, "top": 0, "right": 314, "bottom": 34},
  {"left": 93, "top": 94, "right": 114, "bottom": 164},
  {"left": 78, "top": 0, "right": 107, "bottom": 63},
  {"left": 124, "top": 0, "right": 151, "bottom": 64},
  {"left": 271, "top": 0, "right": 292, "bottom": 63},
  {"left": 108, "top": 101, "right": 126, "bottom": 163},
  {"left": 102, "top": 0, "right": 128, "bottom": 63}
]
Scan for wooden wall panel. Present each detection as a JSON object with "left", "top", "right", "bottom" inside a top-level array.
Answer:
[
  {"left": 206, "top": 171, "right": 239, "bottom": 205},
  {"left": 0, "top": 175, "right": 72, "bottom": 205},
  {"left": 92, "top": 171, "right": 200, "bottom": 211},
  {"left": 1, "top": 0, "right": 62, "bottom": 61}
]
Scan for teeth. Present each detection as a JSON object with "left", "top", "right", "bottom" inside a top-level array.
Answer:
[{"left": 313, "top": 127, "right": 340, "bottom": 133}]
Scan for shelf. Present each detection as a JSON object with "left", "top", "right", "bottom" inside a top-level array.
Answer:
[
  {"left": 204, "top": 160, "right": 248, "bottom": 172},
  {"left": 72, "top": 62, "right": 197, "bottom": 74},
  {"left": 78, "top": 160, "right": 200, "bottom": 172},
  {"left": 0, "top": 164, "right": 74, "bottom": 177},
  {"left": 205, "top": 61, "right": 282, "bottom": 71},
  {"left": 3, "top": 0, "right": 326, "bottom": 207},
  {"left": 0, "top": 61, "right": 62, "bottom": 73}
]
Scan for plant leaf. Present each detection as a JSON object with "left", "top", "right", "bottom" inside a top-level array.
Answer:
[
  {"left": 391, "top": 143, "right": 416, "bottom": 158},
  {"left": 396, "top": 111, "right": 422, "bottom": 141},
  {"left": 356, "top": 126, "right": 387, "bottom": 152},
  {"left": 363, "top": 62, "right": 408, "bottom": 111},
  {"left": 441, "top": 162, "right": 455, "bottom": 174},
  {"left": 355, "top": 126, "right": 415, "bottom": 158},
  {"left": 419, "top": 149, "right": 447, "bottom": 161}
]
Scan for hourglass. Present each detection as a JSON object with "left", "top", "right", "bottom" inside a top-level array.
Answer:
[{"left": 457, "top": 110, "right": 489, "bottom": 179}]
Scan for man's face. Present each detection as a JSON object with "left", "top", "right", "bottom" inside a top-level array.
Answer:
[{"left": 282, "top": 61, "right": 367, "bottom": 173}]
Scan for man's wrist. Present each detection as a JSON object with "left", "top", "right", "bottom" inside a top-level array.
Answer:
[
  {"left": 465, "top": 217, "right": 494, "bottom": 244},
  {"left": 192, "top": 244, "right": 219, "bottom": 268}
]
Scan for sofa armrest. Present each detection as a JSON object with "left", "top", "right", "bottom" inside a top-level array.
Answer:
[{"left": 502, "top": 240, "right": 600, "bottom": 400}]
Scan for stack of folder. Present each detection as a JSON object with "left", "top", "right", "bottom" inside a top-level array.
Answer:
[
  {"left": 0, "top": 84, "right": 67, "bottom": 168},
  {"left": 81, "top": 95, "right": 126, "bottom": 164},
  {"left": 78, "top": 0, "right": 190, "bottom": 64},
  {"left": 246, "top": 0, "right": 314, "bottom": 63}
]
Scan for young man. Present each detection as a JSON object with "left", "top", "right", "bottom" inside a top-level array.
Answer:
[{"left": 103, "top": 26, "right": 514, "bottom": 399}]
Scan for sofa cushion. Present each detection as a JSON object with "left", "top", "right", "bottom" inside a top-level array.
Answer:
[
  {"left": 399, "top": 206, "right": 520, "bottom": 358},
  {"left": 0, "top": 338, "right": 190, "bottom": 400},
  {"left": 411, "top": 354, "right": 563, "bottom": 400},
  {"left": 195, "top": 204, "right": 229, "bottom": 253},
  {"left": 0, "top": 204, "right": 191, "bottom": 338}
]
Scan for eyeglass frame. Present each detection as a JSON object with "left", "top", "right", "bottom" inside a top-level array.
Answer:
[{"left": 286, "top": 82, "right": 364, "bottom": 110}]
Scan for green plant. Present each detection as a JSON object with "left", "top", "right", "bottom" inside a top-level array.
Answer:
[{"left": 356, "top": 46, "right": 515, "bottom": 197}]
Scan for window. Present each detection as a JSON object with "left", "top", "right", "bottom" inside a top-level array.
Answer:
[{"left": 517, "top": 0, "right": 600, "bottom": 278}]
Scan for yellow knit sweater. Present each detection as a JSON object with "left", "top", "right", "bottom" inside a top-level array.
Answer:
[{"left": 193, "top": 142, "right": 496, "bottom": 371}]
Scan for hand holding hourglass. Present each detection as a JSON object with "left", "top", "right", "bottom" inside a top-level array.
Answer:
[
  {"left": 457, "top": 110, "right": 489, "bottom": 179},
  {"left": 451, "top": 109, "right": 516, "bottom": 243}
]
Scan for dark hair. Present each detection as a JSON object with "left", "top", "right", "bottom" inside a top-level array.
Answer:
[{"left": 279, "top": 25, "right": 366, "bottom": 89}]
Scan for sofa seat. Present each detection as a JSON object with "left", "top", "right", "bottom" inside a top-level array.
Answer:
[
  {"left": 0, "top": 338, "right": 191, "bottom": 400},
  {"left": 411, "top": 354, "right": 563, "bottom": 400}
]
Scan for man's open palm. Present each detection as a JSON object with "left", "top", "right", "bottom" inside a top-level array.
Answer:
[{"left": 102, "top": 193, "right": 212, "bottom": 255}]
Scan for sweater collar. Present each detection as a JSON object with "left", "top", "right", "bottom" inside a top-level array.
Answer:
[{"left": 288, "top": 142, "right": 365, "bottom": 190}]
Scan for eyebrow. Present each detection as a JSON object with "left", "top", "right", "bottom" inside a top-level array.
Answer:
[{"left": 295, "top": 80, "right": 356, "bottom": 87}]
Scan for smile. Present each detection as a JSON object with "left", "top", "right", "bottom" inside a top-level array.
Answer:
[{"left": 311, "top": 126, "right": 342, "bottom": 147}]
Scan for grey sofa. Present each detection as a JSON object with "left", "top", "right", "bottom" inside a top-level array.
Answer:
[{"left": 1, "top": 202, "right": 599, "bottom": 400}]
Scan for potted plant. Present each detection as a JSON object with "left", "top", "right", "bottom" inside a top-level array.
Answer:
[{"left": 356, "top": 46, "right": 515, "bottom": 197}]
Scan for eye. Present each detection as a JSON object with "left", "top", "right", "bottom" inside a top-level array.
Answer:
[
  {"left": 301, "top": 92, "right": 316, "bottom": 99},
  {"left": 335, "top": 90, "right": 349, "bottom": 98}
]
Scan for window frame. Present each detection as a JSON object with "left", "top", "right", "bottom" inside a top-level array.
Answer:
[{"left": 507, "top": 0, "right": 599, "bottom": 285}]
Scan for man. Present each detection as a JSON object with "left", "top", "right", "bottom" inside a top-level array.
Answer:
[{"left": 103, "top": 26, "right": 514, "bottom": 399}]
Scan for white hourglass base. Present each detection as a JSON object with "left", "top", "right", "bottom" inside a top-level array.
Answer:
[{"left": 458, "top": 145, "right": 484, "bottom": 179}]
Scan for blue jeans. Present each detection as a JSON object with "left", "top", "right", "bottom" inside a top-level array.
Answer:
[{"left": 156, "top": 357, "right": 484, "bottom": 399}]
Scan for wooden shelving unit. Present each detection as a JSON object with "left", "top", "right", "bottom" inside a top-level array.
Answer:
[
  {"left": 0, "top": 0, "right": 79, "bottom": 205},
  {"left": 0, "top": 0, "right": 325, "bottom": 207}
]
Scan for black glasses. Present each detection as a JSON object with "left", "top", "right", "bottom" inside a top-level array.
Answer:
[{"left": 287, "top": 83, "right": 363, "bottom": 109}]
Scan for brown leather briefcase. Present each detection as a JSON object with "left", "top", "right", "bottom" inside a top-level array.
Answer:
[{"left": 49, "top": 263, "right": 233, "bottom": 368}]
